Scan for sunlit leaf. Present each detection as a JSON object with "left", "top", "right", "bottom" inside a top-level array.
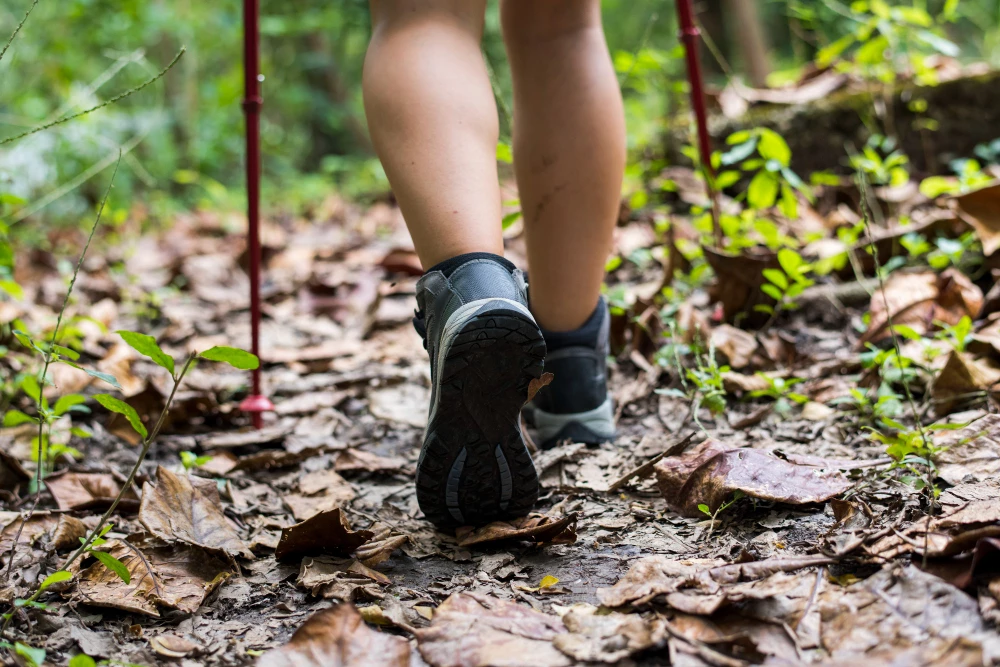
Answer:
[
  {"left": 199, "top": 346, "right": 259, "bottom": 370},
  {"left": 117, "top": 330, "right": 176, "bottom": 377},
  {"left": 89, "top": 550, "right": 131, "bottom": 584},
  {"left": 38, "top": 570, "right": 72, "bottom": 592},
  {"left": 93, "top": 395, "right": 148, "bottom": 440},
  {"left": 3, "top": 409, "right": 37, "bottom": 427},
  {"left": 53, "top": 394, "right": 88, "bottom": 416}
]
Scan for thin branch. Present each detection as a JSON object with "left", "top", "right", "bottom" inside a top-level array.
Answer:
[
  {"left": 0, "top": 0, "right": 38, "bottom": 65},
  {"left": 0, "top": 47, "right": 184, "bottom": 146},
  {"left": 1, "top": 155, "right": 120, "bottom": 582}
]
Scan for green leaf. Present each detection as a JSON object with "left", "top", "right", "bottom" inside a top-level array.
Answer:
[
  {"left": 501, "top": 210, "right": 522, "bottom": 230},
  {"left": 3, "top": 409, "right": 37, "bottom": 427},
  {"left": 915, "top": 30, "right": 959, "bottom": 56},
  {"left": 817, "top": 34, "right": 856, "bottom": 67},
  {"left": 720, "top": 138, "right": 758, "bottom": 166},
  {"left": 69, "top": 655, "right": 98, "bottom": 667},
  {"left": 893, "top": 6, "right": 932, "bottom": 26},
  {"left": 747, "top": 171, "right": 779, "bottom": 210},
  {"left": 93, "top": 395, "right": 147, "bottom": 440},
  {"left": 51, "top": 344, "right": 80, "bottom": 361},
  {"left": 70, "top": 426, "right": 93, "bottom": 439},
  {"left": 762, "top": 269, "right": 788, "bottom": 290},
  {"left": 21, "top": 374, "right": 41, "bottom": 404},
  {"left": 726, "top": 130, "right": 752, "bottom": 145},
  {"left": 117, "top": 331, "right": 175, "bottom": 376},
  {"left": 89, "top": 550, "right": 131, "bottom": 584},
  {"left": 714, "top": 170, "right": 741, "bottom": 189},
  {"left": 496, "top": 142, "right": 513, "bottom": 164},
  {"left": 15, "top": 643, "right": 45, "bottom": 667},
  {"left": 38, "top": 570, "right": 73, "bottom": 592},
  {"left": 757, "top": 129, "right": 791, "bottom": 167},
  {"left": 0, "top": 280, "right": 23, "bottom": 300},
  {"left": 761, "top": 284, "right": 784, "bottom": 301},
  {"left": 697, "top": 503, "right": 712, "bottom": 516},
  {"left": 777, "top": 248, "right": 804, "bottom": 276},
  {"left": 62, "top": 362, "right": 122, "bottom": 390},
  {"left": 53, "top": 394, "right": 88, "bottom": 416},
  {"left": 919, "top": 176, "right": 958, "bottom": 198},
  {"left": 200, "top": 346, "right": 259, "bottom": 370}
]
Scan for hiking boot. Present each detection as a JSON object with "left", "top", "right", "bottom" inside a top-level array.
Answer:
[
  {"left": 525, "top": 296, "right": 616, "bottom": 449},
  {"left": 413, "top": 255, "right": 545, "bottom": 528}
]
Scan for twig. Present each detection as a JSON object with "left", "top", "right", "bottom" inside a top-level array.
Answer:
[
  {"left": 0, "top": 48, "right": 184, "bottom": 146},
  {"left": 0, "top": 0, "right": 37, "bottom": 65},
  {"left": 1, "top": 155, "right": 121, "bottom": 582},
  {"left": 607, "top": 432, "right": 696, "bottom": 493}
]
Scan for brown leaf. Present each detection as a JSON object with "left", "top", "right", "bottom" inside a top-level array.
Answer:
[
  {"left": 526, "top": 372, "right": 555, "bottom": 404},
  {"left": 862, "top": 268, "right": 982, "bottom": 345},
  {"left": 934, "top": 412, "right": 1000, "bottom": 484},
  {"left": 333, "top": 449, "right": 407, "bottom": 473},
  {"left": 297, "top": 556, "right": 387, "bottom": 601},
  {"left": 46, "top": 472, "right": 138, "bottom": 512},
  {"left": 283, "top": 469, "right": 356, "bottom": 521},
  {"left": 456, "top": 513, "right": 578, "bottom": 548},
  {"left": 654, "top": 439, "right": 852, "bottom": 517},
  {"left": 257, "top": 603, "right": 409, "bottom": 667},
  {"left": 230, "top": 447, "right": 322, "bottom": 473},
  {"left": 553, "top": 606, "right": 666, "bottom": 663},
  {"left": 956, "top": 181, "right": 1000, "bottom": 256},
  {"left": 0, "top": 451, "right": 29, "bottom": 492},
  {"left": 596, "top": 554, "right": 831, "bottom": 612},
  {"left": 709, "top": 325, "right": 758, "bottom": 369},
  {"left": 274, "top": 508, "right": 374, "bottom": 561},
  {"left": 76, "top": 539, "right": 232, "bottom": 617},
  {"left": 931, "top": 350, "right": 1000, "bottom": 413},
  {"left": 368, "top": 383, "right": 429, "bottom": 428},
  {"left": 354, "top": 523, "right": 407, "bottom": 568},
  {"left": 415, "top": 592, "right": 571, "bottom": 667},
  {"left": 150, "top": 635, "right": 199, "bottom": 659},
  {"left": 138, "top": 466, "right": 253, "bottom": 559},
  {"left": 0, "top": 512, "right": 86, "bottom": 555}
]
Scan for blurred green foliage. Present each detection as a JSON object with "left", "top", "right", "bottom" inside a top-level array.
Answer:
[{"left": 0, "top": 0, "right": 997, "bottom": 230}]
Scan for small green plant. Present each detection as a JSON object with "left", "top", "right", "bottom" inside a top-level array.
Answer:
[
  {"left": 748, "top": 374, "right": 808, "bottom": 416},
  {"left": 756, "top": 248, "right": 814, "bottom": 319},
  {"left": 180, "top": 450, "right": 213, "bottom": 472},
  {"left": 698, "top": 490, "right": 745, "bottom": 534},
  {"left": 716, "top": 128, "right": 812, "bottom": 218},
  {"left": 933, "top": 316, "right": 974, "bottom": 353},
  {"left": 849, "top": 135, "right": 909, "bottom": 188},
  {"left": 919, "top": 158, "right": 994, "bottom": 198},
  {"left": 658, "top": 335, "right": 729, "bottom": 432},
  {"left": 830, "top": 384, "right": 904, "bottom": 423},
  {"left": 867, "top": 420, "right": 965, "bottom": 497}
]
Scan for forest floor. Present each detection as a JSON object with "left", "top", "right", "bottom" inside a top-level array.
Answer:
[{"left": 3, "top": 173, "right": 1000, "bottom": 666}]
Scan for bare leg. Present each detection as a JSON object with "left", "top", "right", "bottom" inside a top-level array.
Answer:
[
  {"left": 363, "top": 0, "right": 501, "bottom": 268},
  {"left": 501, "top": 0, "right": 626, "bottom": 331}
]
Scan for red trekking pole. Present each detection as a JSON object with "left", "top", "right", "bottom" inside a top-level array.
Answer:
[
  {"left": 675, "top": 0, "right": 722, "bottom": 245},
  {"left": 238, "top": 0, "right": 273, "bottom": 428}
]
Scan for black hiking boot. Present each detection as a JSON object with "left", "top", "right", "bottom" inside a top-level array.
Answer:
[
  {"left": 412, "top": 255, "right": 545, "bottom": 528},
  {"left": 524, "top": 296, "right": 616, "bottom": 449}
]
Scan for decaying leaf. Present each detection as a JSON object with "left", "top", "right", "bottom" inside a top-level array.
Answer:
[
  {"left": 297, "top": 556, "right": 386, "bottom": 601},
  {"left": 956, "top": 181, "right": 1000, "bottom": 256},
  {"left": 704, "top": 247, "right": 779, "bottom": 326},
  {"left": 282, "top": 469, "right": 356, "bottom": 521},
  {"left": 0, "top": 451, "right": 29, "bottom": 491},
  {"left": 933, "top": 412, "right": 1000, "bottom": 484},
  {"left": 526, "top": 372, "right": 555, "bottom": 404},
  {"left": 353, "top": 523, "right": 407, "bottom": 567},
  {"left": 862, "top": 268, "right": 982, "bottom": 345},
  {"left": 274, "top": 508, "right": 374, "bottom": 561},
  {"left": 138, "top": 466, "right": 253, "bottom": 559},
  {"left": 0, "top": 512, "right": 87, "bottom": 555},
  {"left": 76, "top": 539, "right": 232, "bottom": 617},
  {"left": 150, "top": 635, "right": 200, "bottom": 659},
  {"left": 709, "top": 324, "right": 758, "bottom": 370},
  {"left": 415, "top": 592, "right": 572, "bottom": 667},
  {"left": 654, "top": 439, "right": 852, "bottom": 517},
  {"left": 553, "top": 605, "right": 666, "bottom": 663},
  {"left": 597, "top": 554, "right": 831, "bottom": 612},
  {"left": 333, "top": 449, "right": 407, "bottom": 473},
  {"left": 456, "top": 513, "right": 577, "bottom": 548},
  {"left": 46, "top": 472, "right": 138, "bottom": 512},
  {"left": 931, "top": 350, "right": 1000, "bottom": 412},
  {"left": 257, "top": 603, "right": 409, "bottom": 667}
]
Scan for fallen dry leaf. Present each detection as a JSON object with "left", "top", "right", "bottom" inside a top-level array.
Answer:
[
  {"left": 862, "top": 268, "right": 982, "bottom": 345},
  {"left": 150, "top": 635, "right": 199, "bottom": 659},
  {"left": 597, "top": 554, "right": 832, "bottom": 612},
  {"left": 553, "top": 605, "right": 666, "bottom": 663},
  {"left": 709, "top": 324, "right": 757, "bottom": 369},
  {"left": 0, "top": 451, "right": 29, "bottom": 492},
  {"left": 933, "top": 412, "right": 1000, "bottom": 484},
  {"left": 0, "top": 512, "right": 86, "bottom": 554},
  {"left": 76, "top": 539, "right": 232, "bottom": 617},
  {"left": 139, "top": 466, "right": 253, "bottom": 559},
  {"left": 297, "top": 556, "right": 387, "bottom": 601},
  {"left": 415, "top": 592, "right": 571, "bottom": 667},
  {"left": 654, "top": 439, "right": 852, "bottom": 517},
  {"left": 704, "top": 247, "right": 779, "bottom": 326},
  {"left": 333, "top": 448, "right": 407, "bottom": 473},
  {"left": 956, "top": 181, "right": 1000, "bottom": 256},
  {"left": 283, "top": 468, "right": 357, "bottom": 521},
  {"left": 274, "top": 508, "right": 374, "bottom": 561},
  {"left": 526, "top": 372, "right": 555, "bottom": 404},
  {"left": 353, "top": 523, "right": 407, "bottom": 568},
  {"left": 456, "top": 513, "right": 577, "bottom": 548},
  {"left": 257, "top": 603, "right": 409, "bottom": 667},
  {"left": 46, "top": 471, "right": 138, "bottom": 512},
  {"left": 931, "top": 350, "right": 1000, "bottom": 413}
]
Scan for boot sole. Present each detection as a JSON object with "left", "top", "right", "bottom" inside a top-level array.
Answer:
[{"left": 416, "top": 300, "right": 545, "bottom": 528}]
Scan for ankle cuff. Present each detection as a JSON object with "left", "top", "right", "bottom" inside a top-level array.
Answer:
[
  {"left": 426, "top": 252, "right": 514, "bottom": 278},
  {"left": 541, "top": 299, "right": 605, "bottom": 351}
]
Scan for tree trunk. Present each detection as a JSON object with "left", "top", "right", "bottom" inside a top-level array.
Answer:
[{"left": 726, "top": 0, "right": 771, "bottom": 88}]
